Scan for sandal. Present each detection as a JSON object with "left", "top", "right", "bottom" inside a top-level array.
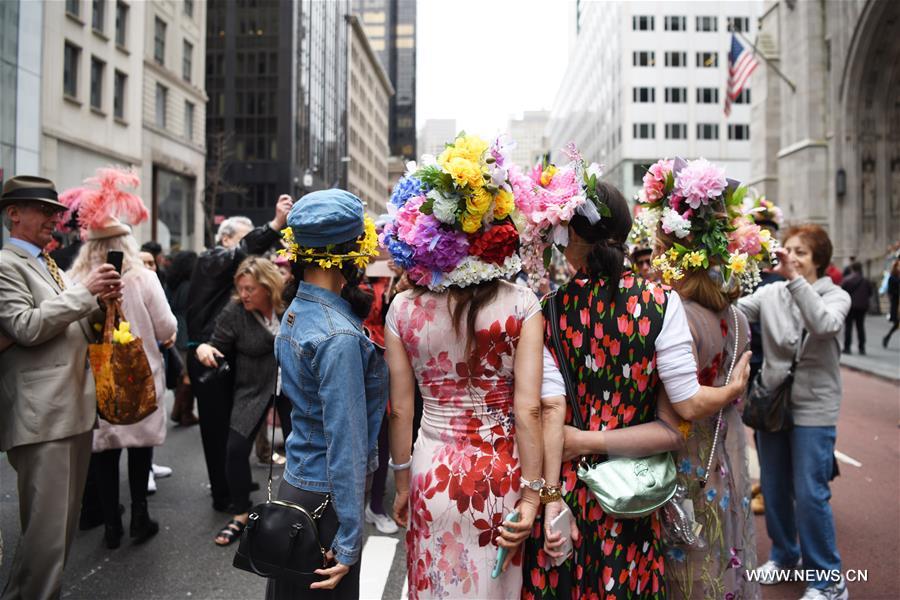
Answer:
[{"left": 214, "top": 519, "right": 246, "bottom": 546}]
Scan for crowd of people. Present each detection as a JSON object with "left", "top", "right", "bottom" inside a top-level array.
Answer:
[{"left": 0, "top": 133, "right": 895, "bottom": 600}]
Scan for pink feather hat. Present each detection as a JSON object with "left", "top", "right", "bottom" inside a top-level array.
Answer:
[{"left": 58, "top": 167, "right": 149, "bottom": 240}]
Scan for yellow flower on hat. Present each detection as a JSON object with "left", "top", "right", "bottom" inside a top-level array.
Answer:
[
  {"left": 682, "top": 250, "right": 706, "bottom": 269},
  {"left": 444, "top": 156, "right": 484, "bottom": 189},
  {"left": 540, "top": 165, "right": 558, "bottom": 187},
  {"left": 461, "top": 211, "right": 483, "bottom": 234},
  {"left": 466, "top": 187, "right": 493, "bottom": 217},
  {"left": 493, "top": 189, "right": 514, "bottom": 220},
  {"left": 728, "top": 252, "right": 749, "bottom": 275}
]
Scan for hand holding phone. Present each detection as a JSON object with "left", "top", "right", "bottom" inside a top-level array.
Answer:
[
  {"left": 548, "top": 504, "right": 575, "bottom": 567},
  {"left": 106, "top": 250, "right": 124, "bottom": 274},
  {"left": 491, "top": 511, "right": 520, "bottom": 579}
]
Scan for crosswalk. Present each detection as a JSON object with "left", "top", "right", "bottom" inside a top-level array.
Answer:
[{"left": 360, "top": 534, "right": 405, "bottom": 600}]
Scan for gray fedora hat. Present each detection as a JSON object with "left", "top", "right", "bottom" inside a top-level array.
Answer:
[{"left": 0, "top": 175, "right": 68, "bottom": 211}]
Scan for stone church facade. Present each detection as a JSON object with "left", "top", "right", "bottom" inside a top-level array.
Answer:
[{"left": 750, "top": 0, "right": 899, "bottom": 271}]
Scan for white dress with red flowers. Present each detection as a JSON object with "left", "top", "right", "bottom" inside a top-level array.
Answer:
[{"left": 386, "top": 281, "right": 540, "bottom": 599}]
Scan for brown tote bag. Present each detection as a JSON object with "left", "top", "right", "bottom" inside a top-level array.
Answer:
[{"left": 89, "top": 300, "right": 157, "bottom": 424}]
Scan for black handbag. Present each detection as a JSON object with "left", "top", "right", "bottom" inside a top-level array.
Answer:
[
  {"left": 163, "top": 346, "right": 184, "bottom": 391},
  {"left": 741, "top": 329, "right": 806, "bottom": 432},
  {"left": 233, "top": 366, "right": 331, "bottom": 582}
]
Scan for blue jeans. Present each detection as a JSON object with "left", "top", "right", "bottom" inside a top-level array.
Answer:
[{"left": 757, "top": 426, "right": 841, "bottom": 589}]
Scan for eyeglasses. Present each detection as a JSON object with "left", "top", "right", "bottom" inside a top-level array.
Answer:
[{"left": 24, "top": 202, "right": 64, "bottom": 217}]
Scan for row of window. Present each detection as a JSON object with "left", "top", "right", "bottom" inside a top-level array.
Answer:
[
  {"left": 633, "top": 51, "right": 723, "bottom": 68},
  {"left": 632, "top": 87, "right": 750, "bottom": 105},
  {"left": 66, "top": 0, "right": 194, "bottom": 27},
  {"left": 632, "top": 123, "right": 750, "bottom": 141},
  {"left": 154, "top": 83, "right": 195, "bottom": 140},
  {"left": 154, "top": 17, "right": 194, "bottom": 84},
  {"left": 633, "top": 15, "right": 749, "bottom": 33}
]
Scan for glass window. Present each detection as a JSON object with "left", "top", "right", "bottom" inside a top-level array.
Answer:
[
  {"left": 115, "top": 2, "right": 127, "bottom": 47},
  {"left": 734, "top": 88, "right": 751, "bottom": 104},
  {"left": 632, "top": 16, "right": 654, "bottom": 31},
  {"left": 362, "top": 11, "right": 385, "bottom": 23},
  {"left": 154, "top": 17, "right": 166, "bottom": 65},
  {"left": 632, "top": 87, "right": 655, "bottom": 103},
  {"left": 92, "top": 0, "right": 105, "bottom": 32},
  {"left": 696, "top": 16, "right": 717, "bottom": 32},
  {"left": 632, "top": 123, "right": 655, "bottom": 139},
  {"left": 113, "top": 70, "right": 126, "bottom": 119},
  {"left": 155, "top": 83, "right": 167, "bottom": 128},
  {"left": 665, "top": 123, "right": 687, "bottom": 140},
  {"left": 184, "top": 101, "right": 194, "bottom": 140},
  {"left": 730, "top": 17, "right": 750, "bottom": 33},
  {"left": 697, "top": 51, "right": 718, "bottom": 68},
  {"left": 664, "top": 16, "right": 686, "bottom": 31},
  {"left": 64, "top": 42, "right": 80, "bottom": 98},
  {"left": 66, "top": 0, "right": 80, "bottom": 18},
  {"left": 632, "top": 51, "right": 655, "bottom": 67},
  {"left": 665, "top": 87, "right": 687, "bottom": 103},
  {"left": 184, "top": 0, "right": 194, "bottom": 18},
  {"left": 90, "top": 56, "right": 104, "bottom": 110},
  {"left": 697, "top": 123, "right": 719, "bottom": 140},
  {"left": 697, "top": 87, "right": 719, "bottom": 103},
  {"left": 182, "top": 40, "right": 193, "bottom": 82},
  {"left": 665, "top": 51, "right": 686, "bottom": 67},
  {"left": 728, "top": 124, "right": 750, "bottom": 140}
]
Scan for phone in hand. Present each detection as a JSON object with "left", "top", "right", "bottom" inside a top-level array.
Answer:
[
  {"left": 549, "top": 503, "right": 574, "bottom": 567},
  {"left": 106, "top": 250, "right": 124, "bottom": 274},
  {"left": 491, "top": 511, "right": 520, "bottom": 579}
]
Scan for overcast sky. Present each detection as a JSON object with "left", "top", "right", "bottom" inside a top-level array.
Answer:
[{"left": 416, "top": 0, "right": 571, "bottom": 140}]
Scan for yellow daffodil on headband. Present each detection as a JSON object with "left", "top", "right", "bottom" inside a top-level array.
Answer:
[{"left": 278, "top": 214, "right": 378, "bottom": 270}]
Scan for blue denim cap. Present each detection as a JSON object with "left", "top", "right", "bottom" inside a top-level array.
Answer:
[{"left": 287, "top": 189, "right": 365, "bottom": 247}]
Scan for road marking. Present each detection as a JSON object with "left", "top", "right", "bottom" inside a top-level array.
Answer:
[
  {"left": 401, "top": 574, "right": 408, "bottom": 599},
  {"left": 360, "top": 535, "right": 399, "bottom": 600},
  {"left": 834, "top": 450, "right": 862, "bottom": 468}
]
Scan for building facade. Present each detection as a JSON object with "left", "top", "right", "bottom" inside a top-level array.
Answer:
[
  {"left": 508, "top": 110, "right": 550, "bottom": 168},
  {"left": 547, "top": 1, "right": 759, "bottom": 201},
  {"left": 750, "top": 0, "right": 900, "bottom": 269},
  {"left": 417, "top": 118, "right": 456, "bottom": 157},
  {"left": 346, "top": 15, "right": 393, "bottom": 214}
]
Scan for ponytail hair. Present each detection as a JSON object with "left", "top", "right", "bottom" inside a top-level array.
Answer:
[{"left": 569, "top": 181, "right": 632, "bottom": 283}]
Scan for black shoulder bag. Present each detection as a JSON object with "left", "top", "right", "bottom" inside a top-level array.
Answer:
[
  {"left": 741, "top": 329, "right": 806, "bottom": 433},
  {"left": 233, "top": 366, "right": 331, "bottom": 582}
]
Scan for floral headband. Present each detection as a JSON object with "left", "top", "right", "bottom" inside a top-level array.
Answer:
[{"left": 279, "top": 214, "right": 379, "bottom": 270}]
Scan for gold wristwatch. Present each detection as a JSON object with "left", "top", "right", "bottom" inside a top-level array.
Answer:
[{"left": 539, "top": 483, "right": 563, "bottom": 504}]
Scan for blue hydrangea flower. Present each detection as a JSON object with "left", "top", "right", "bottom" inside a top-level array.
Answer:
[
  {"left": 696, "top": 466, "right": 706, "bottom": 478},
  {"left": 705, "top": 488, "right": 717, "bottom": 502},
  {"left": 384, "top": 235, "right": 415, "bottom": 269},
  {"left": 719, "top": 492, "right": 730, "bottom": 510},
  {"left": 390, "top": 176, "right": 426, "bottom": 208},
  {"left": 679, "top": 459, "right": 692, "bottom": 474}
]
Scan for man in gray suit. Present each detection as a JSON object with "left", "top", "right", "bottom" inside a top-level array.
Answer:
[{"left": 0, "top": 176, "right": 122, "bottom": 600}]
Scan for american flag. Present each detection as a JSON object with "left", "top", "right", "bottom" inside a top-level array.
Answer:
[{"left": 724, "top": 33, "right": 759, "bottom": 117}]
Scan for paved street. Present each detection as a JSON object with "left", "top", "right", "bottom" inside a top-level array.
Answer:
[
  {"left": 1, "top": 366, "right": 898, "bottom": 599},
  {"left": 839, "top": 313, "right": 900, "bottom": 382}
]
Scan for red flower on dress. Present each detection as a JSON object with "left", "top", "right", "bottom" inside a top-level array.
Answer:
[
  {"left": 468, "top": 222, "right": 518, "bottom": 265},
  {"left": 638, "top": 316, "right": 651, "bottom": 337}
]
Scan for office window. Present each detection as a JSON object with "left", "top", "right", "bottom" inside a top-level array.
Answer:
[
  {"left": 697, "top": 88, "right": 720, "bottom": 103},
  {"left": 115, "top": 2, "right": 127, "bottom": 47},
  {"left": 184, "top": 0, "right": 194, "bottom": 18},
  {"left": 665, "top": 51, "right": 687, "bottom": 67},
  {"left": 155, "top": 83, "right": 167, "bottom": 128},
  {"left": 63, "top": 42, "right": 80, "bottom": 98},
  {"left": 665, "top": 87, "right": 687, "bottom": 103},
  {"left": 154, "top": 17, "right": 166, "bottom": 65},
  {"left": 632, "top": 87, "right": 655, "bottom": 103},
  {"left": 632, "top": 16, "right": 654, "bottom": 31},
  {"left": 730, "top": 17, "right": 750, "bottom": 33},
  {"left": 633, "top": 123, "right": 656, "bottom": 139},
  {"left": 664, "top": 16, "right": 686, "bottom": 31},
  {"left": 696, "top": 16, "right": 717, "bottom": 32},
  {"left": 92, "top": 0, "right": 105, "bottom": 32},
  {"left": 633, "top": 51, "right": 655, "bottom": 67},
  {"left": 90, "top": 57, "right": 104, "bottom": 110},
  {"left": 697, "top": 51, "right": 719, "bottom": 68},
  {"left": 185, "top": 101, "right": 194, "bottom": 140},
  {"left": 66, "top": 0, "right": 81, "bottom": 18},
  {"left": 697, "top": 123, "right": 719, "bottom": 140},
  {"left": 665, "top": 123, "right": 688, "bottom": 140},
  {"left": 728, "top": 124, "right": 750, "bottom": 140},
  {"left": 734, "top": 88, "right": 751, "bottom": 104},
  {"left": 182, "top": 40, "right": 193, "bottom": 82},
  {"left": 113, "top": 70, "right": 126, "bottom": 119}
]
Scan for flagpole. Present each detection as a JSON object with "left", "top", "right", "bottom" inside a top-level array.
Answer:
[{"left": 729, "top": 21, "right": 796, "bottom": 93}]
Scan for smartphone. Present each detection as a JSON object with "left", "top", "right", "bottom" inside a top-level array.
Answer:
[
  {"left": 548, "top": 504, "right": 574, "bottom": 567},
  {"left": 106, "top": 250, "right": 124, "bottom": 274},
  {"left": 491, "top": 511, "right": 520, "bottom": 579}
]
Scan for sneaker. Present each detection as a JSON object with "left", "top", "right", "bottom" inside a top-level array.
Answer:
[
  {"left": 799, "top": 578, "right": 848, "bottom": 600},
  {"left": 365, "top": 505, "right": 399, "bottom": 534},
  {"left": 753, "top": 559, "right": 801, "bottom": 585},
  {"left": 152, "top": 464, "right": 173, "bottom": 478},
  {"left": 147, "top": 471, "right": 157, "bottom": 495}
]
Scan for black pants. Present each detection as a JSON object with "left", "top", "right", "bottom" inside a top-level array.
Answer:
[
  {"left": 188, "top": 352, "right": 235, "bottom": 507},
  {"left": 226, "top": 396, "right": 292, "bottom": 514},
  {"left": 265, "top": 481, "right": 361, "bottom": 600},
  {"left": 95, "top": 446, "right": 152, "bottom": 523},
  {"left": 843, "top": 308, "right": 867, "bottom": 351}
]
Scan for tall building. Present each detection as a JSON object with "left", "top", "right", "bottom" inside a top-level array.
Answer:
[
  {"left": 141, "top": 0, "right": 208, "bottom": 251},
  {"left": 346, "top": 15, "right": 393, "bottom": 214},
  {"left": 206, "top": 0, "right": 350, "bottom": 225},
  {"left": 417, "top": 118, "right": 456, "bottom": 157},
  {"left": 354, "top": 0, "right": 417, "bottom": 159},
  {"left": 508, "top": 111, "right": 550, "bottom": 168},
  {"left": 547, "top": 1, "right": 759, "bottom": 201},
  {"left": 751, "top": 0, "right": 899, "bottom": 268}
]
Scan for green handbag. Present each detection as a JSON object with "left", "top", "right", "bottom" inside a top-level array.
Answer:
[{"left": 547, "top": 292, "right": 677, "bottom": 519}]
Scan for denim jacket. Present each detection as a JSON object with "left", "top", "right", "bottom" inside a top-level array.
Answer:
[{"left": 275, "top": 281, "right": 388, "bottom": 566}]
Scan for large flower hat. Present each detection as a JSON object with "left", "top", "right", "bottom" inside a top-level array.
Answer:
[
  {"left": 379, "top": 132, "right": 521, "bottom": 291},
  {"left": 509, "top": 142, "right": 608, "bottom": 290},
  {"left": 637, "top": 157, "right": 778, "bottom": 292},
  {"left": 57, "top": 166, "right": 149, "bottom": 239}
]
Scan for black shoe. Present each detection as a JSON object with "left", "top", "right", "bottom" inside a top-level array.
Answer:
[
  {"left": 859, "top": 348, "right": 866, "bottom": 356},
  {"left": 104, "top": 519, "right": 124, "bottom": 549},
  {"left": 212, "top": 498, "right": 235, "bottom": 512},
  {"left": 884, "top": 336, "right": 890, "bottom": 349},
  {"left": 843, "top": 347, "right": 851, "bottom": 354},
  {"left": 130, "top": 501, "right": 159, "bottom": 544},
  {"left": 250, "top": 481, "right": 260, "bottom": 492},
  {"left": 83, "top": 503, "right": 124, "bottom": 531}
]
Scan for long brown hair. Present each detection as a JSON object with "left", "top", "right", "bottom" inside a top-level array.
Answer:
[{"left": 655, "top": 229, "right": 738, "bottom": 312}]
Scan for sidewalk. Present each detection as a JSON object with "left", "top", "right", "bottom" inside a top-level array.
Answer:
[{"left": 839, "top": 313, "right": 900, "bottom": 382}]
